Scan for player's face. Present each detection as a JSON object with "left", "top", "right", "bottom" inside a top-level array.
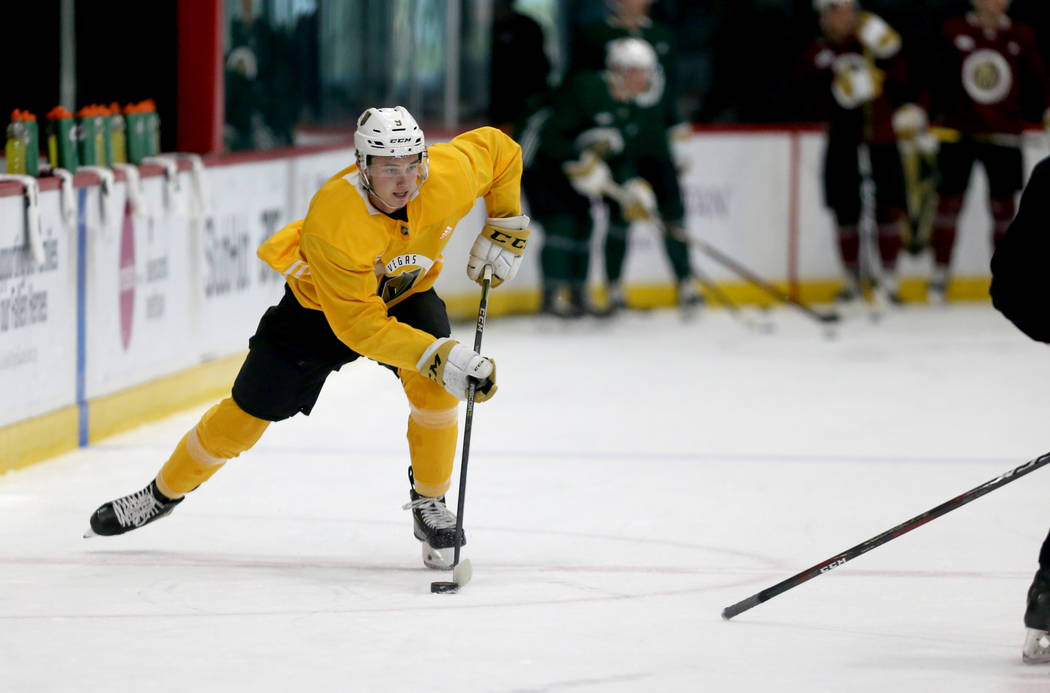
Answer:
[
  {"left": 619, "top": 67, "right": 651, "bottom": 96},
  {"left": 366, "top": 155, "right": 421, "bottom": 212},
  {"left": 617, "top": 0, "right": 651, "bottom": 17},
  {"left": 820, "top": 4, "right": 857, "bottom": 43},
  {"left": 973, "top": 0, "right": 1011, "bottom": 16}
]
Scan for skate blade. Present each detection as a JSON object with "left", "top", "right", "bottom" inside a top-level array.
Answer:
[
  {"left": 422, "top": 543, "right": 454, "bottom": 570},
  {"left": 83, "top": 527, "right": 97, "bottom": 538},
  {"left": 1023, "top": 628, "right": 1050, "bottom": 664}
]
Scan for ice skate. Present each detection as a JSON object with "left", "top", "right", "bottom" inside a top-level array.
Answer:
[
  {"left": 542, "top": 285, "right": 585, "bottom": 319},
  {"left": 926, "top": 266, "right": 949, "bottom": 306},
  {"left": 833, "top": 274, "right": 866, "bottom": 318},
  {"left": 867, "top": 275, "right": 900, "bottom": 322},
  {"left": 676, "top": 278, "right": 704, "bottom": 319},
  {"left": 570, "top": 284, "right": 612, "bottom": 319},
  {"left": 404, "top": 468, "right": 464, "bottom": 569},
  {"left": 1023, "top": 568, "right": 1050, "bottom": 663},
  {"left": 84, "top": 480, "right": 183, "bottom": 537},
  {"left": 1023, "top": 629, "right": 1050, "bottom": 664},
  {"left": 605, "top": 282, "right": 627, "bottom": 314},
  {"left": 876, "top": 272, "right": 903, "bottom": 307}
]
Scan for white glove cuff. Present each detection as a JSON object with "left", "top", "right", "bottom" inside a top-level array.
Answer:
[{"left": 486, "top": 214, "right": 530, "bottom": 230}]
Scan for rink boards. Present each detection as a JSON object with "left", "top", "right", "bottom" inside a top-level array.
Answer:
[{"left": 1, "top": 128, "right": 1047, "bottom": 471}]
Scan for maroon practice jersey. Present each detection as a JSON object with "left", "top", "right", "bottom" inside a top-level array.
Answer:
[
  {"left": 932, "top": 14, "right": 1050, "bottom": 136},
  {"left": 798, "top": 31, "right": 909, "bottom": 145}
]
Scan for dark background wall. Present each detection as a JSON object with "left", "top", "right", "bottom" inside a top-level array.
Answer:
[
  {"left": 636, "top": 0, "right": 1050, "bottom": 123},
  {"left": 4, "top": 0, "right": 1048, "bottom": 157},
  {"left": 5, "top": 1, "right": 178, "bottom": 152}
]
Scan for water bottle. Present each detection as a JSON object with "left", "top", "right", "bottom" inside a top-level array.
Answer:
[
  {"left": 107, "top": 103, "right": 126, "bottom": 165},
  {"left": 5, "top": 114, "right": 27, "bottom": 174},
  {"left": 47, "top": 105, "right": 78, "bottom": 172}
]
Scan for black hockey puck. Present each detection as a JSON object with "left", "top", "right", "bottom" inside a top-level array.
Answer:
[{"left": 431, "top": 581, "right": 459, "bottom": 594}]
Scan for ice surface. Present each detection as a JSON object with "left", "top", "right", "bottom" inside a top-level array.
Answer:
[{"left": 3, "top": 304, "right": 1050, "bottom": 692}]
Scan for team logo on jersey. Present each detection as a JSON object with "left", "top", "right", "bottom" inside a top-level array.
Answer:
[
  {"left": 962, "top": 49, "right": 1012, "bottom": 105},
  {"left": 377, "top": 253, "right": 435, "bottom": 303}
]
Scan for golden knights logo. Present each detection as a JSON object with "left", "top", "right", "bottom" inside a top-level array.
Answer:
[{"left": 376, "top": 253, "right": 434, "bottom": 303}]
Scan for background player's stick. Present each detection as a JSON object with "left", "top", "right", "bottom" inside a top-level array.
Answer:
[
  {"left": 722, "top": 449, "right": 1050, "bottom": 620},
  {"left": 682, "top": 233, "right": 840, "bottom": 325},
  {"left": 431, "top": 264, "right": 492, "bottom": 594},
  {"left": 600, "top": 180, "right": 839, "bottom": 326},
  {"left": 692, "top": 262, "right": 774, "bottom": 333}
]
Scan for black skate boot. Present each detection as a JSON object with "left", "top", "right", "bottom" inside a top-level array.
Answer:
[
  {"left": 85, "top": 480, "right": 183, "bottom": 537},
  {"left": 404, "top": 468, "right": 464, "bottom": 569},
  {"left": 1023, "top": 568, "right": 1050, "bottom": 663},
  {"left": 676, "top": 278, "right": 705, "bottom": 320}
]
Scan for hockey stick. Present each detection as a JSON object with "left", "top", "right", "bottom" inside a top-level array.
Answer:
[
  {"left": 431, "top": 264, "right": 492, "bottom": 594},
  {"left": 721, "top": 449, "right": 1050, "bottom": 620},
  {"left": 692, "top": 262, "right": 775, "bottom": 333},
  {"left": 682, "top": 233, "right": 840, "bottom": 325},
  {"left": 600, "top": 180, "right": 839, "bottom": 325}
]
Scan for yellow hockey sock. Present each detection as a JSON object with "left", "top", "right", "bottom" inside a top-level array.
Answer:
[
  {"left": 156, "top": 397, "right": 269, "bottom": 498},
  {"left": 401, "top": 370, "right": 459, "bottom": 497}
]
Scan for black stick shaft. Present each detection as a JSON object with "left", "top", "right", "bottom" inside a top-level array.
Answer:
[
  {"left": 452, "top": 265, "right": 492, "bottom": 568},
  {"left": 687, "top": 236, "right": 839, "bottom": 324},
  {"left": 604, "top": 181, "right": 835, "bottom": 324},
  {"left": 692, "top": 263, "right": 741, "bottom": 316},
  {"left": 722, "top": 450, "right": 1050, "bottom": 620}
]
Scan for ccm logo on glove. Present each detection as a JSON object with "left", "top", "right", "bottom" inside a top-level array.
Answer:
[
  {"left": 417, "top": 337, "right": 497, "bottom": 401},
  {"left": 466, "top": 215, "right": 531, "bottom": 288}
]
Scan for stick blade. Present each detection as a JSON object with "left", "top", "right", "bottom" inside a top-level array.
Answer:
[
  {"left": 430, "top": 559, "right": 473, "bottom": 594},
  {"left": 453, "top": 558, "right": 473, "bottom": 587}
]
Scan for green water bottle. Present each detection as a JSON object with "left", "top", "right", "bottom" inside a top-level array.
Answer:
[
  {"left": 142, "top": 99, "right": 161, "bottom": 156},
  {"left": 124, "top": 102, "right": 147, "bottom": 164},
  {"left": 47, "top": 105, "right": 78, "bottom": 172},
  {"left": 77, "top": 105, "right": 107, "bottom": 166}
]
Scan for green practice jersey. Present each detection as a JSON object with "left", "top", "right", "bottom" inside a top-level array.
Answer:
[{"left": 527, "top": 70, "right": 645, "bottom": 183}]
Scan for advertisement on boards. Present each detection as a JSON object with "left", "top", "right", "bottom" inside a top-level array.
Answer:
[{"left": 0, "top": 189, "right": 77, "bottom": 426}]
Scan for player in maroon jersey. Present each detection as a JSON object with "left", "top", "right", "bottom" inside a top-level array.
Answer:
[
  {"left": 798, "top": 0, "right": 916, "bottom": 307},
  {"left": 924, "top": 0, "right": 1050, "bottom": 303}
]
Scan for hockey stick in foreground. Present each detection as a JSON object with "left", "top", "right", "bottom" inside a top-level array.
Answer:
[
  {"left": 431, "top": 264, "right": 492, "bottom": 594},
  {"left": 722, "top": 450, "right": 1050, "bottom": 620}
]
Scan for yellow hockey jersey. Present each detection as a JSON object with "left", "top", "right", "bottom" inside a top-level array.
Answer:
[{"left": 257, "top": 126, "right": 522, "bottom": 372}]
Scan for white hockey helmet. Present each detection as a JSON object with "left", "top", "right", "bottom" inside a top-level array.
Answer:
[
  {"left": 354, "top": 106, "right": 429, "bottom": 201},
  {"left": 605, "top": 38, "right": 664, "bottom": 106},
  {"left": 814, "top": 0, "right": 856, "bottom": 11},
  {"left": 605, "top": 37, "right": 658, "bottom": 73},
  {"left": 354, "top": 106, "right": 426, "bottom": 158}
]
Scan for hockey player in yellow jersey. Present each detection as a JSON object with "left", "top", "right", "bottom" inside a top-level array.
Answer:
[{"left": 85, "top": 106, "right": 530, "bottom": 570}]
